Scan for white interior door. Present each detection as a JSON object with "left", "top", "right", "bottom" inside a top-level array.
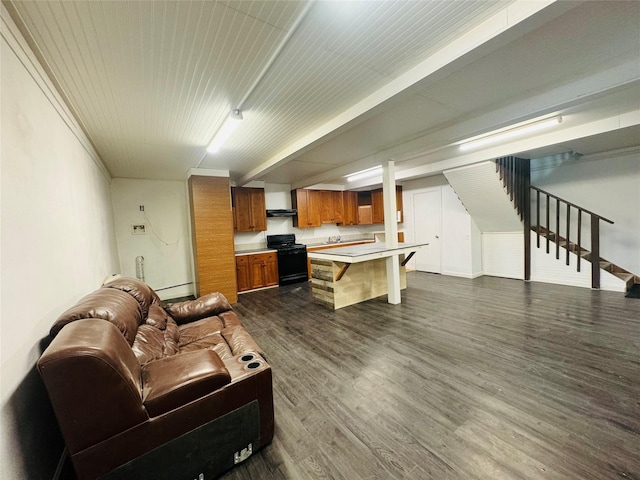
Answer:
[{"left": 413, "top": 190, "right": 442, "bottom": 273}]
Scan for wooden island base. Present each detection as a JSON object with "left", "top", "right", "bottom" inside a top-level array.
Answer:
[{"left": 310, "top": 257, "right": 406, "bottom": 309}]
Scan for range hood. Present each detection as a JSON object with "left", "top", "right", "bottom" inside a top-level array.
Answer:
[{"left": 266, "top": 209, "right": 297, "bottom": 217}]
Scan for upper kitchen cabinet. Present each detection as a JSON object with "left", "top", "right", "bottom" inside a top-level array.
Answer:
[
  {"left": 371, "top": 189, "right": 384, "bottom": 224},
  {"left": 232, "top": 187, "right": 266, "bottom": 232},
  {"left": 291, "top": 189, "right": 321, "bottom": 228},
  {"left": 370, "top": 186, "right": 403, "bottom": 224},
  {"left": 341, "top": 191, "right": 358, "bottom": 226},
  {"left": 320, "top": 190, "right": 344, "bottom": 224}
]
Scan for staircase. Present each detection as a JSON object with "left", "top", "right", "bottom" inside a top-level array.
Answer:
[
  {"left": 534, "top": 225, "right": 639, "bottom": 292},
  {"left": 495, "top": 157, "right": 640, "bottom": 296}
]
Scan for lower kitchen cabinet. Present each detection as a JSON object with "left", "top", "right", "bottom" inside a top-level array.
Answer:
[{"left": 236, "top": 252, "right": 278, "bottom": 292}]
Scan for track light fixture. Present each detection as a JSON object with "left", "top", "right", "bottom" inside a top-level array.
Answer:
[
  {"left": 207, "top": 109, "right": 243, "bottom": 154},
  {"left": 345, "top": 166, "right": 383, "bottom": 183},
  {"left": 459, "top": 116, "right": 563, "bottom": 151}
]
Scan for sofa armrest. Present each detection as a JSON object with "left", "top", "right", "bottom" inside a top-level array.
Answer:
[
  {"left": 142, "top": 350, "right": 231, "bottom": 416},
  {"left": 164, "top": 292, "right": 232, "bottom": 325}
]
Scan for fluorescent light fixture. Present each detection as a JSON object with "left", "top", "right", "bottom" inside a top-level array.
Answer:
[
  {"left": 345, "top": 166, "right": 383, "bottom": 183},
  {"left": 459, "top": 116, "right": 562, "bottom": 151},
  {"left": 207, "top": 109, "right": 243, "bottom": 154}
]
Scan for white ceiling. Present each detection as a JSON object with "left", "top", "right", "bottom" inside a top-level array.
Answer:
[{"left": 6, "top": 0, "right": 640, "bottom": 187}]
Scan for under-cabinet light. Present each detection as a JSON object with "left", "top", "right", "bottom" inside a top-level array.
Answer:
[
  {"left": 459, "top": 116, "right": 562, "bottom": 151},
  {"left": 207, "top": 110, "right": 243, "bottom": 154},
  {"left": 345, "top": 166, "right": 383, "bottom": 183}
]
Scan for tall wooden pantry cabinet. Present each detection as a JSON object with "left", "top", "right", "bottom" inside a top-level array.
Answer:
[{"left": 188, "top": 175, "right": 238, "bottom": 303}]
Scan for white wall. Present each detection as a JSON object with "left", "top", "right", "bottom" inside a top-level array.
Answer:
[
  {"left": 482, "top": 232, "right": 524, "bottom": 279},
  {"left": 111, "top": 179, "right": 193, "bottom": 299},
  {"left": 531, "top": 153, "right": 640, "bottom": 276},
  {"left": 402, "top": 175, "right": 482, "bottom": 277},
  {"left": 441, "top": 185, "right": 483, "bottom": 277},
  {"left": 1, "top": 7, "right": 120, "bottom": 479}
]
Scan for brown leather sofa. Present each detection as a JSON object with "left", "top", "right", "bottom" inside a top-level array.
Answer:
[{"left": 37, "top": 277, "right": 273, "bottom": 480}]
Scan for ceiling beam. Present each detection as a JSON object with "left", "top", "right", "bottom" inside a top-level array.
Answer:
[
  {"left": 239, "top": 0, "right": 565, "bottom": 186},
  {"left": 292, "top": 61, "right": 640, "bottom": 190}
]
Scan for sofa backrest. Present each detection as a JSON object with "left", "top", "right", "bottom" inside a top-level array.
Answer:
[
  {"left": 50, "top": 277, "right": 162, "bottom": 345},
  {"left": 38, "top": 319, "right": 149, "bottom": 454},
  {"left": 102, "top": 276, "right": 162, "bottom": 317},
  {"left": 51, "top": 288, "right": 144, "bottom": 344}
]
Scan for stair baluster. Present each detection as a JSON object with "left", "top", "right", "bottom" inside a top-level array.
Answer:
[
  {"left": 495, "top": 158, "right": 622, "bottom": 290},
  {"left": 577, "top": 210, "right": 582, "bottom": 272},
  {"left": 530, "top": 185, "right": 614, "bottom": 289},
  {"left": 566, "top": 205, "right": 570, "bottom": 266}
]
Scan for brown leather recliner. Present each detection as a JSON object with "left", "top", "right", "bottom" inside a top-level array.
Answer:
[{"left": 37, "top": 277, "right": 274, "bottom": 480}]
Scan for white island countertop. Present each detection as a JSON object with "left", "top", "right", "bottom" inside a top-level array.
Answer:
[{"left": 307, "top": 242, "right": 428, "bottom": 264}]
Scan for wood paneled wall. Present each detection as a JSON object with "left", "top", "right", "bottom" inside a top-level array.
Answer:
[{"left": 188, "top": 175, "right": 238, "bottom": 303}]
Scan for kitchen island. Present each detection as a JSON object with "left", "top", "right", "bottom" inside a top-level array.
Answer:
[{"left": 308, "top": 242, "right": 428, "bottom": 309}]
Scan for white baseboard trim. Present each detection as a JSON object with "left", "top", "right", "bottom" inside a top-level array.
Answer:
[{"left": 442, "top": 270, "right": 483, "bottom": 279}]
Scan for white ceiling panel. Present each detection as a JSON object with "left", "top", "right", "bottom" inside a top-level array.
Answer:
[
  {"left": 417, "top": 0, "right": 640, "bottom": 115},
  {"left": 6, "top": 0, "right": 639, "bottom": 186},
  {"left": 201, "top": 0, "right": 513, "bottom": 175}
]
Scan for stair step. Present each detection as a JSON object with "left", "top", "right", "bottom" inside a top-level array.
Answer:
[
  {"left": 613, "top": 271, "right": 633, "bottom": 279},
  {"left": 599, "top": 261, "right": 613, "bottom": 272},
  {"left": 610, "top": 264, "right": 631, "bottom": 274},
  {"left": 532, "top": 225, "right": 640, "bottom": 291}
]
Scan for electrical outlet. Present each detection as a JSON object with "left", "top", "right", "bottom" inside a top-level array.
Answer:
[
  {"left": 131, "top": 224, "right": 146, "bottom": 235},
  {"left": 139, "top": 205, "right": 144, "bottom": 211}
]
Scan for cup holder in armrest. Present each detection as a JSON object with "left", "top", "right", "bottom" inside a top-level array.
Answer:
[
  {"left": 240, "top": 353, "right": 256, "bottom": 363},
  {"left": 244, "top": 361, "right": 262, "bottom": 370}
]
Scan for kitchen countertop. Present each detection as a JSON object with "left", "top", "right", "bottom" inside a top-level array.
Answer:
[
  {"left": 304, "top": 239, "right": 375, "bottom": 249},
  {"left": 234, "top": 247, "right": 277, "bottom": 256},
  {"left": 308, "top": 242, "right": 428, "bottom": 263}
]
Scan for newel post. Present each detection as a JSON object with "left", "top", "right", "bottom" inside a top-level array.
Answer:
[
  {"left": 524, "top": 160, "right": 531, "bottom": 281},
  {"left": 591, "top": 216, "right": 600, "bottom": 289}
]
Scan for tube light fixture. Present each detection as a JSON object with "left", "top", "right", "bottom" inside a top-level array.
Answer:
[
  {"left": 207, "top": 109, "right": 243, "bottom": 154},
  {"left": 459, "top": 116, "right": 562, "bottom": 151},
  {"left": 345, "top": 166, "right": 383, "bottom": 183}
]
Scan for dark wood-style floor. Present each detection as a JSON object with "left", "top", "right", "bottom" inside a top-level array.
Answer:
[{"left": 222, "top": 272, "right": 640, "bottom": 480}]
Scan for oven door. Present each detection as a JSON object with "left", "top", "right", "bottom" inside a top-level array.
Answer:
[{"left": 277, "top": 248, "right": 308, "bottom": 285}]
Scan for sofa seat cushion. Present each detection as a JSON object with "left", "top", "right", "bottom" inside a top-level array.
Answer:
[
  {"left": 178, "top": 316, "right": 224, "bottom": 344},
  {"left": 178, "top": 316, "right": 233, "bottom": 360},
  {"left": 222, "top": 325, "right": 262, "bottom": 356},
  {"left": 180, "top": 336, "right": 233, "bottom": 360},
  {"left": 132, "top": 317, "right": 180, "bottom": 365},
  {"left": 52, "top": 288, "right": 143, "bottom": 344},
  {"left": 141, "top": 350, "right": 231, "bottom": 417}
]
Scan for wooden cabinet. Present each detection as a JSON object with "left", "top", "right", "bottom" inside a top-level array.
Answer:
[
  {"left": 357, "top": 191, "right": 372, "bottom": 225},
  {"left": 292, "top": 187, "right": 402, "bottom": 227},
  {"left": 291, "top": 189, "right": 321, "bottom": 228},
  {"left": 370, "top": 186, "right": 404, "bottom": 224},
  {"left": 396, "top": 186, "right": 404, "bottom": 223},
  {"left": 232, "top": 187, "right": 266, "bottom": 232},
  {"left": 371, "top": 189, "right": 384, "bottom": 224},
  {"left": 320, "top": 190, "right": 344, "bottom": 224},
  {"left": 236, "top": 252, "right": 278, "bottom": 292},
  {"left": 341, "top": 191, "right": 358, "bottom": 226},
  {"left": 188, "top": 175, "right": 237, "bottom": 302},
  {"left": 236, "top": 255, "right": 250, "bottom": 292}
]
